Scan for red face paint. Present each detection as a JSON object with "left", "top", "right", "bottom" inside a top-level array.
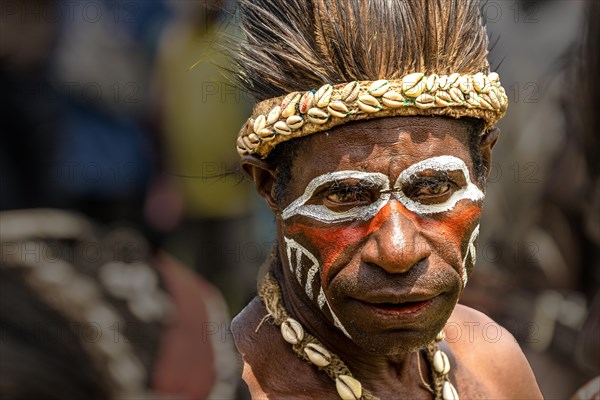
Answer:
[
  {"left": 284, "top": 198, "right": 482, "bottom": 291},
  {"left": 417, "top": 202, "right": 482, "bottom": 265}
]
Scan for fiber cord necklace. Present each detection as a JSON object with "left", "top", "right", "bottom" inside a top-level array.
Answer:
[{"left": 257, "top": 271, "right": 460, "bottom": 400}]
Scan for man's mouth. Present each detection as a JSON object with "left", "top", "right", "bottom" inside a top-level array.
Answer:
[
  {"left": 351, "top": 291, "right": 439, "bottom": 319},
  {"left": 366, "top": 299, "right": 433, "bottom": 316},
  {"left": 362, "top": 299, "right": 433, "bottom": 316}
]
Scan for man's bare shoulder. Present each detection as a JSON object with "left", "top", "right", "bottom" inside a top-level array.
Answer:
[
  {"left": 446, "top": 304, "right": 542, "bottom": 399},
  {"left": 231, "top": 297, "right": 269, "bottom": 352}
]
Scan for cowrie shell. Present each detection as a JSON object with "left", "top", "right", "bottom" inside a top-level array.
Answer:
[
  {"left": 438, "top": 75, "right": 449, "bottom": 90},
  {"left": 501, "top": 97, "right": 508, "bottom": 111},
  {"left": 236, "top": 136, "right": 246, "bottom": 150},
  {"left": 487, "top": 89, "right": 501, "bottom": 109},
  {"left": 280, "top": 91, "right": 298, "bottom": 110},
  {"left": 282, "top": 93, "right": 300, "bottom": 117},
  {"left": 357, "top": 94, "right": 381, "bottom": 113},
  {"left": 415, "top": 93, "right": 436, "bottom": 109},
  {"left": 436, "top": 91, "right": 452, "bottom": 102},
  {"left": 426, "top": 74, "right": 439, "bottom": 92},
  {"left": 449, "top": 87, "right": 465, "bottom": 103},
  {"left": 435, "top": 95, "right": 450, "bottom": 107},
  {"left": 336, "top": 375, "right": 362, "bottom": 400},
  {"left": 368, "top": 79, "right": 390, "bottom": 97},
  {"left": 442, "top": 381, "right": 459, "bottom": 400},
  {"left": 253, "top": 115, "right": 266, "bottom": 134},
  {"left": 341, "top": 81, "right": 360, "bottom": 102},
  {"left": 304, "top": 343, "right": 331, "bottom": 367},
  {"left": 466, "top": 92, "right": 481, "bottom": 108},
  {"left": 248, "top": 133, "right": 260, "bottom": 144},
  {"left": 267, "top": 106, "right": 281, "bottom": 125},
  {"left": 488, "top": 72, "right": 500, "bottom": 83},
  {"left": 415, "top": 102, "right": 435, "bottom": 109},
  {"left": 436, "top": 330, "right": 446, "bottom": 342},
  {"left": 273, "top": 121, "right": 292, "bottom": 135},
  {"left": 315, "top": 84, "right": 333, "bottom": 108},
  {"left": 480, "top": 75, "right": 491, "bottom": 94},
  {"left": 327, "top": 100, "right": 349, "bottom": 118},
  {"left": 458, "top": 76, "right": 472, "bottom": 93},
  {"left": 258, "top": 128, "right": 276, "bottom": 140},
  {"left": 416, "top": 93, "right": 435, "bottom": 104},
  {"left": 299, "top": 91, "right": 315, "bottom": 114},
  {"left": 382, "top": 91, "right": 405, "bottom": 108},
  {"left": 242, "top": 135, "right": 254, "bottom": 150},
  {"left": 479, "top": 94, "right": 494, "bottom": 110},
  {"left": 286, "top": 115, "right": 304, "bottom": 130},
  {"left": 307, "top": 107, "right": 330, "bottom": 124},
  {"left": 473, "top": 72, "right": 486, "bottom": 92},
  {"left": 433, "top": 350, "right": 451, "bottom": 374},
  {"left": 402, "top": 72, "right": 425, "bottom": 97},
  {"left": 281, "top": 318, "right": 304, "bottom": 344},
  {"left": 497, "top": 90, "right": 508, "bottom": 110},
  {"left": 447, "top": 73, "right": 461, "bottom": 87}
]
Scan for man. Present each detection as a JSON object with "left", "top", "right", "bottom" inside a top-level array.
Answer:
[{"left": 231, "top": 0, "right": 543, "bottom": 398}]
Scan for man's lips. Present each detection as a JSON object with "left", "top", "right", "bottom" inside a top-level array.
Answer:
[
  {"left": 352, "top": 292, "right": 439, "bottom": 317},
  {"left": 353, "top": 291, "right": 438, "bottom": 305},
  {"left": 361, "top": 299, "right": 433, "bottom": 316}
]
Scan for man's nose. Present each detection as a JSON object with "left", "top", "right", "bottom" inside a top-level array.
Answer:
[{"left": 361, "top": 200, "right": 431, "bottom": 274}]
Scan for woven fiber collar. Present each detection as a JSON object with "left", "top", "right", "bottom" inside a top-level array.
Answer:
[{"left": 237, "top": 72, "right": 508, "bottom": 158}]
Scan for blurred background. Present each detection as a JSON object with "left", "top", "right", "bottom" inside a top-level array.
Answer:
[{"left": 0, "top": 0, "right": 597, "bottom": 399}]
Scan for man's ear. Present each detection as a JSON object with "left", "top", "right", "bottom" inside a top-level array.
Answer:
[
  {"left": 241, "top": 155, "right": 279, "bottom": 212},
  {"left": 480, "top": 127, "right": 500, "bottom": 180}
]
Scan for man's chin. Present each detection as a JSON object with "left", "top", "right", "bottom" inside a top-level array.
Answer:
[
  {"left": 329, "top": 295, "right": 455, "bottom": 355},
  {"left": 347, "top": 325, "right": 443, "bottom": 356}
]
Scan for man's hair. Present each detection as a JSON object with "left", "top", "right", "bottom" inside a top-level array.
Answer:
[
  {"left": 234, "top": 0, "right": 491, "bottom": 101},
  {"left": 234, "top": 0, "right": 492, "bottom": 203}
]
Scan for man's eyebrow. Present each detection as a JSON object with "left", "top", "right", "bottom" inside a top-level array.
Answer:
[
  {"left": 396, "top": 157, "right": 469, "bottom": 184},
  {"left": 403, "top": 169, "right": 451, "bottom": 183},
  {"left": 308, "top": 171, "right": 380, "bottom": 183},
  {"left": 325, "top": 176, "right": 382, "bottom": 189}
]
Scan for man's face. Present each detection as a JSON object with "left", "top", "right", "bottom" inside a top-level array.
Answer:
[{"left": 276, "top": 116, "right": 484, "bottom": 355}]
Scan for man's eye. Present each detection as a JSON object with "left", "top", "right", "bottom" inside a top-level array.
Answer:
[
  {"left": 405, "top": 179, "right": 456, "bottom": 204},
  {"left": 326, "top": 190, "right": 371, "bottom": 204},
  {"left": 414, "top": 182, "right": 451, "bottom": 197},
  {"left": 321, "top": 186, "right": 374, "bottom": 213}
]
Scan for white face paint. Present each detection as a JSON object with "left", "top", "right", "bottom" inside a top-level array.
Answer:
[
  {"left": 461, "top": 224, "right": 479, "bottom": 287},
  {"left": 284, "top": 237, "right": 352, "bottom": 338},
  {"left": 284, "top": 237, "right": 320, "bottom": 300},
  {"left": 281, "top": 156, "right": 484, "bottom": 338},
  {"left": 282, "top": 155, "right": 484, "bottom": 223},
  {"left": 393, "top": 156, "right": 484, "bottom": 215},
  {"left": 281, "top": 171, "right": 390, "bottom": 223}
]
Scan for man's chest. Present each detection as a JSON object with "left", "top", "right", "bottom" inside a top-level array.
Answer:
[{"left": 244, "top": 357, "right": 497, "bottom": 400}]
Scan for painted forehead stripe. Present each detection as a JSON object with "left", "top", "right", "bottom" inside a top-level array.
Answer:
[{"left": 396, "top": 155, "right": 472, "bottom": 180}]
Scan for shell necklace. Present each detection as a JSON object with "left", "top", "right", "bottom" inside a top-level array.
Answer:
[{"left": 257, "top": 271, "right": 460, "bottom": 400}]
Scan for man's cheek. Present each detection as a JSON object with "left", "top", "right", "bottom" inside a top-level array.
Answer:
[
  {"left": 416, "top": 202, "right": 482, "bottom": 285},
  {"left": 418, "top": 202, "right": 480, "bottom": 240},
  {"left": 281, "top": 227, "right": 356, "bottom": 339},
  {"left": 283, "top": 222, "right": 371, "bottom": 289}
]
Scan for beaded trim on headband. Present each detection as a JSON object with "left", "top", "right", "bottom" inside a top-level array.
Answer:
[{"left": 237, "top": 72, "right": 508, "bottom": 158}]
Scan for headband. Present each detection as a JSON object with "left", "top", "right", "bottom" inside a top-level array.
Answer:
[{"left": 236, "top": 72, "right": 508, "bottom": 158}]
